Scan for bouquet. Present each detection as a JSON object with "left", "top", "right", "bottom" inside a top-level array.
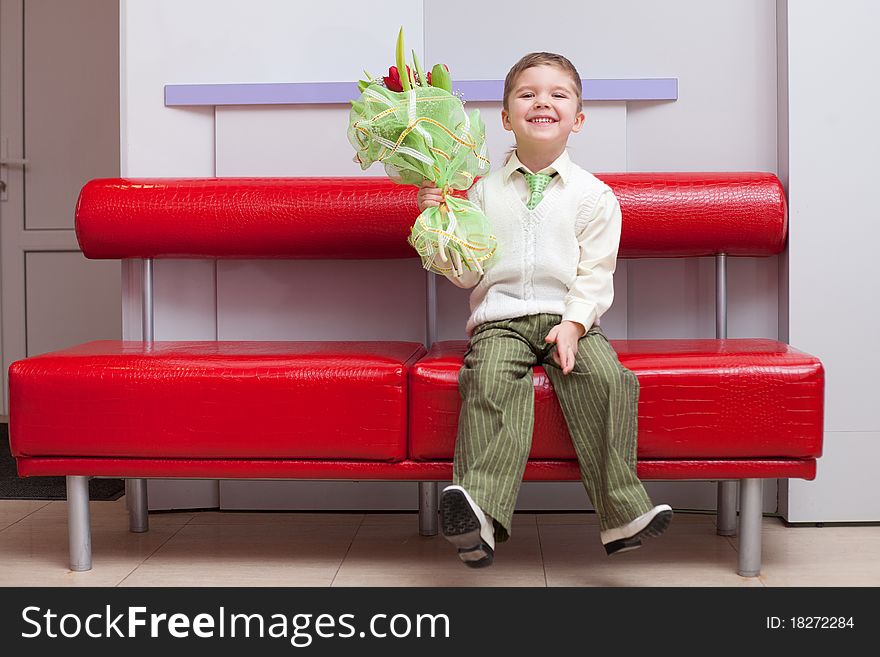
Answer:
[{"left": 347, "top": 28, "right": 496, "bottom": 276}]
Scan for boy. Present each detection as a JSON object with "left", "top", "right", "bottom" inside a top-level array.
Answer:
[{"left": 418, "top": 52, "right": 672, "bottom": 567}]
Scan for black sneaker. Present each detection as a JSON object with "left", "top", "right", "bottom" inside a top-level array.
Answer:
[
  {"left": 601, "top": 505, "right": 673, "bottom": 556},
  {"left": 440, "top": 485, "right": 495, "bottom": 568},
  {"left": 603, "top": 536, "right": 644, "bottom": 556}
]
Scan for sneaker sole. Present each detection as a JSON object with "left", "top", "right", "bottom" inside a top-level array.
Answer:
[
  {"left": 604, "top": 509, "right": 674, "bottom": 556},
  {"left": 605, "top": 537, "right": 642, "bottom": 556},
  {"left": 440, "top": 489, "right": 494, "bottom": 568},
  {"left": 638, "top": 509, "right": 673, "bottom": 539}
]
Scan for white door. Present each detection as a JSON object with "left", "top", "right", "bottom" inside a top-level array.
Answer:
[{"left": 0, "top": 0, "right": 121, "bottom": 414}]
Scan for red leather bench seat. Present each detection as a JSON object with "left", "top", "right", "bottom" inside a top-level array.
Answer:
[
  {"left": 410, "top": 338, "right": 824, "bottom": 476},
  {"left": 9, "top": 340, "right": 426, "bottom": 462}
]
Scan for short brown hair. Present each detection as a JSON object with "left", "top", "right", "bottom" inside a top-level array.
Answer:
[{"left": 502, "top": 52, "right": 583, "bottom": 113}]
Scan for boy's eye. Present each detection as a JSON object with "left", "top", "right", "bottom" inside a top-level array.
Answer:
[{"left": 520, "top": 92, "right": 567, "bottom": 98}]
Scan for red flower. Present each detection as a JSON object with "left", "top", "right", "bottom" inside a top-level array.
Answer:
[
  {"left": 383, "top": 65, "right": 411, "bottom": 92},
  {"left": 426, "top": 64, "right": 449, "bottom": 86}
]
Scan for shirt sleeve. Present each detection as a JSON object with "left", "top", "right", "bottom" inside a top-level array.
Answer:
[
  {"left": 432, "top": 179, "right": 484, "bottom": 289},
  {"left": 562, "top": 188, "right": 622, "bottom": 333}
]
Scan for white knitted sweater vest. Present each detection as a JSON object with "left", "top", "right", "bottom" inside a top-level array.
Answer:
[{"left": 465, "top": 166, "right": 609, "bottom": 335}]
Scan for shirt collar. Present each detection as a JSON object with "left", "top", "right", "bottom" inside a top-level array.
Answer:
[{"left": 502, "top": 149, "right": 573, "bottom": 185}]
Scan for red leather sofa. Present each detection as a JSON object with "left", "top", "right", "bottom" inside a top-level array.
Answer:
[{"left": 7, "top": 174, "right": 824, "bottom": 577}]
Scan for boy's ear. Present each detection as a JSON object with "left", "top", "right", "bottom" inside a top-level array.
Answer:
[
  {"left": 501, "top": 108, "right": 513, "bottom": 132},
  {"left": 571, "top": 110, "right": 586, "bottom": 133}
]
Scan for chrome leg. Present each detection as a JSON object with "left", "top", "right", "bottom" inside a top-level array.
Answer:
[
  {"left": 128, "top": 478, "right": 149, "bottom": 533},
  {"left": 737, "top": 478, "right": 763, "bottom": 577},
  {"left": 717, "top": 481, "right": 738, "bottom": 536},
  {"left": 67, "top": 475, "right": 92, "bottom": 572},
  {"left": 418, "top": 482, "right": 438, "bottom": 536}
]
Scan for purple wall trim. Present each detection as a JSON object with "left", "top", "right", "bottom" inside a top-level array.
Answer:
[{"left": 164, "top": 78, "right": 677, "bottom": 106}]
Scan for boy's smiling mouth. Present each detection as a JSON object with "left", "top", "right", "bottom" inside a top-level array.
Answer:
[{"left": 528, "top": 116, "right": 557, "bottom": 124}]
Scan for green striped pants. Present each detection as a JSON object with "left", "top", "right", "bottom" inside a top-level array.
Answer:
[{"left": 454, "top": 313, "right": 653, "bottom": 542}]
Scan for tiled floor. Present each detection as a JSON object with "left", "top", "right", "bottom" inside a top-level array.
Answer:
[{"left": 0, "top": 497, "right": 877, "bottom": 587}]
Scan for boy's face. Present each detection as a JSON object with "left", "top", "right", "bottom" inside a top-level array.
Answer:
[{"left": 502, "top": 64, "right": 585, "bottom": 150}]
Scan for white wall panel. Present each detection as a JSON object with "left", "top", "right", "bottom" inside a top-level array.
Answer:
[
  {"left": 781, "top": 0, "right": 880, "bottom": 521},
  {"left": 153, "top": 260, "right": 218, "bottom": 341},
  {"left": 217, "top": 260, "right": 425, "bottom": 342},
  {"left": 123, "top": 0, "right": 422, "bottom": 176},
  {"left": 727, "top": 256, "right": 780, "bottom": 339},
  {"left": 627, "top": 258, "right": 712, "bottom": 339},
  {"left": 627, "top": 257, "right": 780, "bottom": 340},
  {"left": 217, "top": 106, "right": 361, "bottom": 177},
  {"left": 120, "top": 0, "right": 214, "bottom": 177},
  {"left": 786, "top": 0, "right": 880, "bottom": 432},
  {"left": 784, "top": 432, "right": 880, "bottom": 523}
]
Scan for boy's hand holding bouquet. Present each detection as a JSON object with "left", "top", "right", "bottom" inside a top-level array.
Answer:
[{"left": 347, "top": 28, "right": 496, "bottom": 276}]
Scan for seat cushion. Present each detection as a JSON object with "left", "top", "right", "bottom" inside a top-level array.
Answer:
[
  {"left": 409, "top": 338, "right": 824, "bottom": 461},
  {"left": 9, "top": 340, "right": 426, "bottom": 461}
]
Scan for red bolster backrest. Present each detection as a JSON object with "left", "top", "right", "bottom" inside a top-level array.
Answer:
[{"left": 75, "top": 173, "right": 786, "bottom": 259}]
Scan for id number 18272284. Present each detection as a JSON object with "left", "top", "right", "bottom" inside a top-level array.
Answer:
[{"left": 766, "top": 617, "right": 854, "bottom": 630}]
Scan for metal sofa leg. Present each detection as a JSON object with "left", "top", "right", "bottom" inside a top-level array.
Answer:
[
  {"left": 67, "top": 475, "right": 92, "bottom": 572},
  {"left": 737, "top": 478, "right": 763, "bottom": 577},
  {"left": 418, "top": 482, "right": 438, "bottom": 536},
  {"left": 128, "top": 478, "right": 149, "bottom": 533},
  {"left": 717, "top": 481, "right": 738, "bottom": 536}
]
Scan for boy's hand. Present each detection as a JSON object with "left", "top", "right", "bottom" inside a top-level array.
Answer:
[
  {"left": 417, "top": 179, "right": 443, "bottom": 213},
  {"left": 544, "top": 321, "right": 586, "bottom": 375}
]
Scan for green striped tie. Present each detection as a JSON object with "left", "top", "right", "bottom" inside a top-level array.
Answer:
[{"left": 521, "top": 169, "right": 555, "bottom": 210}]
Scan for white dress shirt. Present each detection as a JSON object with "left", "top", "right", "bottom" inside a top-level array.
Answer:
[{"left": 440, "top": 149, "right": 622, "bottom": 336}]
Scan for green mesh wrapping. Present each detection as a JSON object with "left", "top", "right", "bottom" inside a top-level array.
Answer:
[{"left": 348, "top": 84, "right": 496, "bottom": 275}]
